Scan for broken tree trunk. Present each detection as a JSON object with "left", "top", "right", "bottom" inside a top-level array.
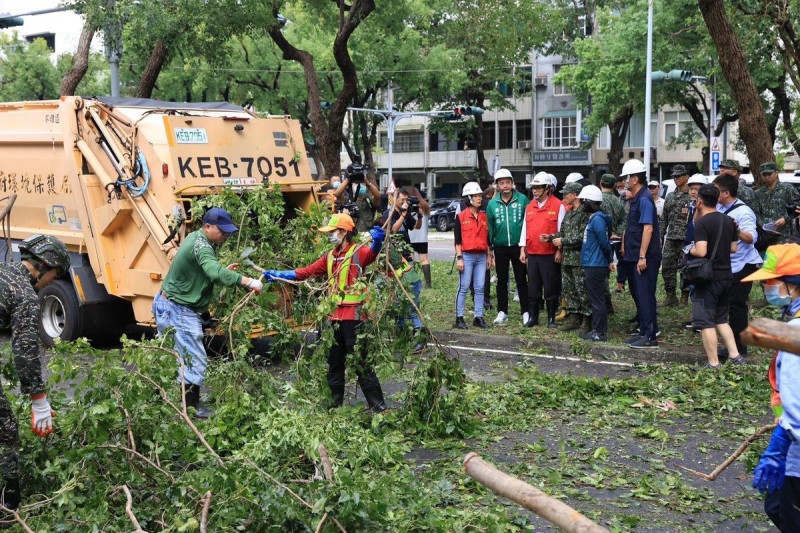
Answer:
[
  {"left": 741, "top": 317, "right": 800, "bottom": 354},
  {"left": 463, "top": 453, "right": 609, "bottom": 533}
]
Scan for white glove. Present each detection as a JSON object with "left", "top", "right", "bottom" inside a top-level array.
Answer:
[
  {"left": 31, "top": 395, "right": 55, "bottom": 437},
  {"left": 246, "top": 278, "right": 263, "bottom": 294}
]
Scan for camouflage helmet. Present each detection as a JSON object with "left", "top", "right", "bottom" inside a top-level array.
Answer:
[{"left": 19, "top": 235, "right": 70, "bottom": 276}]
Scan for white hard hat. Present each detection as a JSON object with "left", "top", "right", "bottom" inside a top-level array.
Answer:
[
  {"left": 687, "top": 174, "right": 707, "bottom": 185},
  {"left": 578, "top": 185, "right": 603, "bottom": 202},
  {"left": 462, "top": 181, "right": 483, "bottom": 196},
  {"left": 620, "top": 159, "right": 646, "bottom": 177},
  {"left": 648, "top": 180, "right": 660, "bottom": 187},
  {"left": 565, "top": 172, "right": 583, "bottom": 184},
  {"left": 494, "top": 168, "right": 513, "bottom": 182},
  {"left": 548, "top": 174, "right": 558, "bottom": 187},
  {"left": 529, "top": 172, "right": 550, "bottom": 188}
]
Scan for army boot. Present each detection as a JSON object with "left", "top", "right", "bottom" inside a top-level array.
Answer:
[
  {"left": 327, "top": 372, "right": 345, "bottom": 409},
  {"left": 661, "top": 291, "right": 678, "bottom": 307},
  {"left": 185, "top": 385, "right": 212, "bottom": 420},
  {"left": 679, "top": 291, "right": 689, "bottom": 306},
  {"left": 560, "top": 313, "right": 581, "bottom": 332},
  {"left": 580, "top": 315, "right": 593, "bottom": 333}
]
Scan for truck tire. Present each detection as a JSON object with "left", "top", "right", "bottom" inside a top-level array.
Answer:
[
  {"left": 436, "top": 216, "right": 449, "bottom": 232},
  {"left": 38, "top": 279, "right": 81, "bottom": 347}
]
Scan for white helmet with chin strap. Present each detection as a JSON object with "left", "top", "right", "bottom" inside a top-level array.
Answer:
[
  {"left": 493, "top": 168, "right": 513, "bottom": 182},
  {"left": 565, "top": 172, "right": 583, "bottom": 184},
  {"left": 462, "top": 181, "right": 483, "bottom": 196}
]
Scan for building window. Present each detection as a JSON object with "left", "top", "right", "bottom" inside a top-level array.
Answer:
[
  {"left": 429, "top": 132, "right": 458, "bottom": 152},
  {"left": 663, "top": 111, "right": 702, "bottom": 144},
  {"left": 553, "top": 65, "right": 569, "bottom": 96},
  {"left": 482, "top": 122, "right": 495, "bottom": 150},
  {"left": 517, "top": 121, "right": 531, "bottom": 141},
  {"left": 498, "top": 121, "right": 514, "bottom": 149},
  {"left": 380, "top": 131, "right": 423, "bottom": 153},
  {"left": 597, "top": 126, "right": 610, "bottom": 150},
  {"left": 543, "top": 116, "right": 577, "bottom": 148}
]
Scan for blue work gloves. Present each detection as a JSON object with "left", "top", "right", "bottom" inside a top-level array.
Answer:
[
  {"left": 753, "top": 425, "right": 793, "bottom": 493},
  {"left": 263, "top": 270, "right": 298, "bottom": 282},
  {"left": 369, "top": 226, "right": 385, "bottom": 254}
]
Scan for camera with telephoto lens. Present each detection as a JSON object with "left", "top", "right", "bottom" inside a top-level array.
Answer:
[
  {"left": 336, "top": 201, "right": 360, "bottom": 220},
  {"left": 407, "top": 196, "right": 420, "bottom": 215},
  {"left": 786, "top": 202, "right": 800, "bottom": 220},
  {"left": 345, "top": 155, "right": 368, "bottom": 183}
]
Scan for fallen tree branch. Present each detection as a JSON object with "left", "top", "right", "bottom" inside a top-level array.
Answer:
[
  {"left": 318, "top": 444, "right": 334, "bottom": 482},
  {"left": 741, "top": 317, "right": 800, "bottom": 353},
  {"left": 199, "top": 491, "right": 212, "bottom": 533},
  {"left": 99, "top": 444, "right": 176, "bottom": 482},
  {"left": 0, "top": 504, "right": 34, "bottom": 533},
  {"left": 674, "top": 423, "right": 776, "bottom": 481},
  {"left": 120, "top": 484, "right": 147, "bottom": 532},
  {"left": 463, "top": 453, "right": 609, "bottom": 533}
]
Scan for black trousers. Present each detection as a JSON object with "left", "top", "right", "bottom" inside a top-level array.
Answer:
[
  {"left": 765, "top": 476, "right": 800, "bottom": 533},
  {"left": 494, "top": 245, "right": 529, "bottom": 315},
  {"left": 329, "top": 320, "right": 377, "bottom": 381},
  {"left": 627, "top": 260, "right": 660, "bottom": 340},
  {"left": 527, "top": 254, "right": 559, "bottom": 310},
  {"left": 585, "top": 267, "right": 608, "bottom": 335},
  {"left": 729, "top": 263, "right": 759, "bottom": 354}
]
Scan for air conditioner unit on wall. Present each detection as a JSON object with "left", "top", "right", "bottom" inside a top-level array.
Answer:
[
  {"left": 517, "top": 140, "right": 532, "bottom": 150},
  {"left": 535, "top": 75, "right": 548, "bottom": 87}
]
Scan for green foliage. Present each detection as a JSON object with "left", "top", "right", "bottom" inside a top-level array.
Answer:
[{"left": 0, "top": 33, "right": 60, "bottom": 101}]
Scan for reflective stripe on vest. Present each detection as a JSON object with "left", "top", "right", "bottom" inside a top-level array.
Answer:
[{"left": 326, "top": 245, "right": 365, "bottom": 304}]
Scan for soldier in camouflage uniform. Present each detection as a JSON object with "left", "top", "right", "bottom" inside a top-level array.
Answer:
[
  {"left": 659, "top": 164, "right": 692, "bottom": 306},
  {"left": 719, "top": 159, "right": 754, "bottom": 206},
  {"left": 0, "top": 235, "right": 69, "bottom": 510},
  {"left": 599, "top": 174, "right": 626, "bottom": 313},
  {"left": 753, "top": 162, "right": 800, "bottom": 246},
  {"left": 552, "top": 182, "right": 591, "bottom": 332}
]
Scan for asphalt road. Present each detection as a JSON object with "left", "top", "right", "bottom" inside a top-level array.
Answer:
[{"left": 426, "top": 232, "right": 455, "bottom": 261}]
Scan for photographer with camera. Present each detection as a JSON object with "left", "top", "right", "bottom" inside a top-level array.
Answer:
[
  {"left": 407, "top": 186, "right": 432, "bottom": 288},
  {"left": 331, "top": 156, "right": 383, "bottom": 232}
]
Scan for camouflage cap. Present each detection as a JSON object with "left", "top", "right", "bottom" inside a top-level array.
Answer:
[
  {"left": 719, "top": 159, "right": 741, "bottom": 172},
  {"left": 600, "top": 173, "right": 617, "bottom": 186},
  {"left": 559, "top": 182, "right": 584, "bottom": 195},
  {"left": 670, "top": 164, "right": 689, "bottom": 178},
  {"left": 759, "top": 162, "right": 778, "bottom": 174}
]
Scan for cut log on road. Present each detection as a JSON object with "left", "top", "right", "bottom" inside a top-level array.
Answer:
[
  {"left": 463, "top": 453, "right": 609, "bottom": 533},
  {"left": 741, "top": 318, "right": 800, "bottom": 354}
]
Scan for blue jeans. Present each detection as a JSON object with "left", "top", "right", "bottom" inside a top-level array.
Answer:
[
  {"left": 152, "top": 292, "right": 207, "bottom": 386},
  {"left": 456, "top": 252, "right": 486, "bottom": 318},
  {"left": 397, "top": 279, "right": 423, "bottom": 330}
]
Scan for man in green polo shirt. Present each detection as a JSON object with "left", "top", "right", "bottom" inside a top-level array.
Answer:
[{"left": 154, "top": 207, "right": 263, "bottom": 418}]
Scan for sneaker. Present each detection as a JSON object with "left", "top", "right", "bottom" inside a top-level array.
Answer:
[
  {"left": 455, "top": 317, "right": 468, "bottom": 330},
  {"left": 587, "top": 332, "right": 606, "bottom": 342},
  {"left": 624, "top": 335, "right": 641, "bottom": 345},
  {"left": 629, "top": 337, "right": 658, "bottom": 349},
  {"left": 627, "top": 326, "right": 641, "bottom": 335},
  {"left": 522, "top": 312, "right": 530, "bottom": 325},
  {"left": 493, "top": 311, "right": 508, "bottom": 326}
]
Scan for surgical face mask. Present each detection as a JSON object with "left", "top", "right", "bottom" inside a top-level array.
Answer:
[
  {"left": 328, "top": 231, "right": 343, "bottom": 244},
  {"left": 765, "top": 282, "right": 792, "bottom": 308}
]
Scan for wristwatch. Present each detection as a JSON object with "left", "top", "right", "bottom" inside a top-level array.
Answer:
[
  {"left": 639, "top": 256, "right": 646, "bottom": 260},
  {"left": 456, "top": 255, "right": 463, "bottom": 259}
]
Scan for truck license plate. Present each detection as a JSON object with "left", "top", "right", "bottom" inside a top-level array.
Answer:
[{"left": 174, "top": 128, "right": 209, "bottom": 144}]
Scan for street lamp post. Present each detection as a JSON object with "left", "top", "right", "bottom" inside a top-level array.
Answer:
[{"left": 643, "top": 0, "right": 654, "bottom": 180}]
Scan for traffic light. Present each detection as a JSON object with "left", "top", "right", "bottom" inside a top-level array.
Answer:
[
  {"left": 0, "top": 15, "right": 23, "bottom": 28},
  {"left": 651, "top": 70, "right": 693, "bottom": 82},
  {"left": 454, "top": 106, "right": 485, "bottom": 116}
]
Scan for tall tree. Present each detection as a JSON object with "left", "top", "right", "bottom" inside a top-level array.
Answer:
[
  {"left": 698, "top": 0, "right": 773, "bottom": 182},
  {"left": 60, "top": 22, "right": 95, "bottom": 96}
]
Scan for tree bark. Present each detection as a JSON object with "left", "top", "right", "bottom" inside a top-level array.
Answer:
[
  {"left": 698, "top": 0, "right": 773, "bottom": 180},
  {"left": 267, "top": 0, "right": 375, "bottom": 180},
  {"left": 607, "top": 107, "right": 633, "bottom": 176},
  {"left": 60, "top": 22, "right": 95, "bottom": 96},
  {"left": 136, "top": 40, "right": 169, "bottom": 98}
]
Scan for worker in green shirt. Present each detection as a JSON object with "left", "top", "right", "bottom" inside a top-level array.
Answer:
[{"left": 154, "top": 207, "right": 263, "bottom": 418}]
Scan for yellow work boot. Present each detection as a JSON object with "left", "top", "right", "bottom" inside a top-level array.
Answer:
[{"left": 555, "top": 299, "right": 568, "bottom": 322}]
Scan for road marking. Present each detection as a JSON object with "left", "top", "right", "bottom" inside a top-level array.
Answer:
[{"left": 442, "top": 344, "right": 635, "bottom": 367}]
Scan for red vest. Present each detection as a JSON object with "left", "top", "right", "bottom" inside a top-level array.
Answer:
[
  {"left": 457, "top": 209, "right": 489, "bottom": 253},
  {"left": 524, "top": 195, "right": 560, "bottom": 255}
]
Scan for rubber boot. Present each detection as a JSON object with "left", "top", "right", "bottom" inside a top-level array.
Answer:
[
  {"left": 412, "top": 328, "right": 427, "bottom": 354},
  {"left": 185, "top": 385, "right": 211, "bottom": 420},
  {"left": 555, "top": 298, "right": 568, "bottom": 322},
  {"left": 560, "top": 313, "right": 581, "bottom": 332},
  {"left": 546, "top": 299, "right": 558, "bottom": 329},
  {"left": 661, "top": 291, "right": 678, "bottom": 307},
  {"left": 327, "top": 372, "right": 345, "bottom": 409},
  {"left": 580, "top": 315, "right": 592, "bottom": 333},
  {"left": 421, "top": 263, "right": 432, "bottom": 289},
  {"left": 2, "top": 477, "right": 19, "bottom": 511},
  {"left": 679, "top": 291, "right": 689, "bottom": 306},
  {"left": 525, "top": 299, "right": 540, "bottom": 327},
  {"left": 358, "top": 370, "right": 387, "bottom": 413}
]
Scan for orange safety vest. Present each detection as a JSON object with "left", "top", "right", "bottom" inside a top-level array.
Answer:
[{"left": 524, "top": 195, "right": 560, "bottom": 255}]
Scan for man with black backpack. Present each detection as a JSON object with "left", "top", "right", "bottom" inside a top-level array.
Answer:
[{"left": 687, "top": 184, "right": 742, "bottom": 368}]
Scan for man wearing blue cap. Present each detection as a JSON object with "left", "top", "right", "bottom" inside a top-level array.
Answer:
[{"left": 153, "top": 207, "right": 264, "bottom": 419}]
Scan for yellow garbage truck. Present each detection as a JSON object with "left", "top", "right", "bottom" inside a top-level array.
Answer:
[{"left": 0, "top": 96, "right": 318, "bottom": 345}]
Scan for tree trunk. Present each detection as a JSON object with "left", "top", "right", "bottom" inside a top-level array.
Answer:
[
  {"left": 607, "top": 107, "right": 633, "bottom": 176},
  {"left": 60, "top": 23, "right": 95, "bottom": 96},
  {"left": 305, "top": 140, "right": 326, "bottom": 180},
  {"left": 136, "top": 40, "right": 169, "bottom": 98},
  {"left": 698, "top": 0, "right": 773, "bottom": 183}
]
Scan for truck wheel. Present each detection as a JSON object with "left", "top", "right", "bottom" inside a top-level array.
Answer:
[
  {"left": 38, "top": 280, "right": 81, "bottom": 347},
  {"left": 436, "top": 216, "right": 449, "bottom": 232}
]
